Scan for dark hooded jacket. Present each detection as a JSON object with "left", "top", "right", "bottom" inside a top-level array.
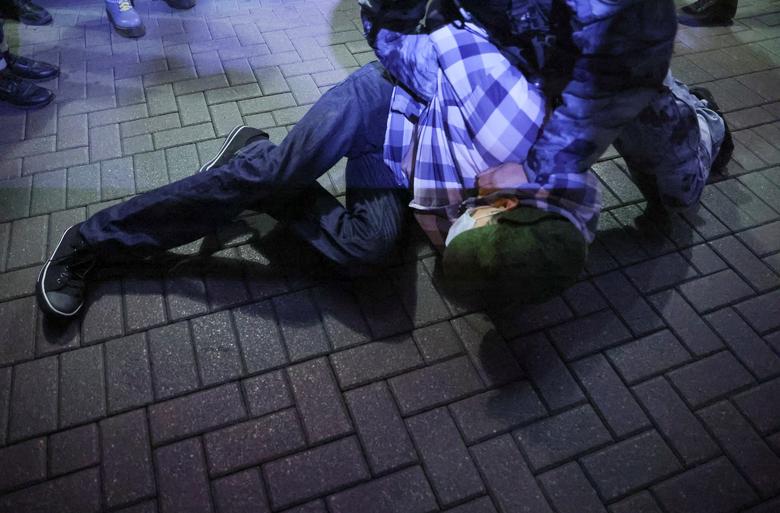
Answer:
[{"left": 359, "top": 0, "right": 678, "bottom": 178}]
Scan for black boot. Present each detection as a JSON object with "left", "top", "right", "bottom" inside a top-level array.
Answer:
[
  {"left": 689, "top": 86, "right": 734, "bottom": 180},
  {"left": 0, "top": 69, "right": 54, "bottom": 108},
  {"left": 632, "top": 171, "right": 672, "bottom": 233},
  {"left": 680, "top": 0, "right": 738, "bottom": 25},
  {"left": 163, "top": 0, "right": 196, "bottom": 9},
  {"left": 0, "top": 0, "right": 53, "bottom": 25},
  {"left": 36, "top": 224, "right": 97, "bottom": 319},
  {"left": 3, "top": 52, "right": 59, "bottom": 81}
]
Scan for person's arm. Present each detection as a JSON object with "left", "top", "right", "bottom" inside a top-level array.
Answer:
[{"left": 526, "top": 0, "right": 677, "bottom": 177}]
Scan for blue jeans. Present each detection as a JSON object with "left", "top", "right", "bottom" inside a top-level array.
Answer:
[
  {"left": 80, "top": 62, "right": 409, "bottom": 266},
  {"left": 615, "top": 72, "right": 725, "bottom": 210}
]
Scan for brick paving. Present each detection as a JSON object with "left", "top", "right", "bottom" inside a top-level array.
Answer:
[{"left": 1, "top": 0, "right": 780, "bottom": 511}]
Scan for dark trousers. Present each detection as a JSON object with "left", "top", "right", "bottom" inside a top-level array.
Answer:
[{"left": 80, "top": 62, "right": 410, "bottom": 267}]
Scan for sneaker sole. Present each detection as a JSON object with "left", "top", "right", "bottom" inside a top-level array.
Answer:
[
  {"left": 107, "top": 9, "right": 146, "bottom": 38},
  {"left": 198, "top": 125, "right": 246, "bottom": 173},
  {"left": 36, "top": 226, "right": 84, "bottom": 318}
]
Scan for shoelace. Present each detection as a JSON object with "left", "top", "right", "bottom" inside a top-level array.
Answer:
[
  {"left": 52, "top": 246, "right": 95, "bottom": 296},
  {"left": 118, "top": 0, "right": 133, "bottom": 12}
]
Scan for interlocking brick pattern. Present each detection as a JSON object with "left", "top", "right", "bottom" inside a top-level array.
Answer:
[{"left": 1, "top": 0, "right": 780, "bottom": 511}]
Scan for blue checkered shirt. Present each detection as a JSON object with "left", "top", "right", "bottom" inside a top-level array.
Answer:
[{"left": 382, "top": 22, "right": 601, "bottom": 245}]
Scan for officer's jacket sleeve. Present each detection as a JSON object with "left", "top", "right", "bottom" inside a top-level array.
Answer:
[{"left": 526, "top": 0, "right": 677, "bottom": 177}]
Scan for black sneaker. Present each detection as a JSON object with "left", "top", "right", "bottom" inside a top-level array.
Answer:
[
  {"left": 0, "top": 69, "right": 55, "bottom": 108},
  {"left": 164, "top": 0, "right": 196, "bottom": 9},
  {"left": 690, "top": 86, "right": 734, "bottom": 178},
  {"left": 0, "top": 0, "right": 53, "bottom": 25},
  {"left": 679, "top": 0, "right": 737, "bottom": 25},
  {"left": 36, "top": 224, "right": 96, "bottom": 319},
  {"left": 198, "top": 125, "right": 269, "bottom": 173}
]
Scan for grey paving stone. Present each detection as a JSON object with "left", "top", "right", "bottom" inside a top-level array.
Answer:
[
  {"left": 100, "top": 157, "right": 135, "bottom": 200},
  {"left": 145, "top": 84, "right": 178, "bottom": 116},
  {"left": 67, "top": 163, "right": 101, "bottom": 207},
  {"left": 471, "top": 435, "right": 553, "bottom": 513},
  {"left": 0, "top": 467, "right": 101, "bottom": 513},
  {"left": 710, "top": 235, "right": 779, "bottom": 291},
  {"left": 562, "top": 280, "right": 608, "bottom": 316},
  {"left": 734, "top": 378, "right": 780, "bottom": 434},
  {"left": 88, "top": 104, "right": 148, "bottom": 128},
  {"left": 288, "top": 357, "right": 352, "bottom": 443},
  {"left": 681, "top": 203, "right": 730, "bottom": 240},
  {"left": 105, "top": 334, "right": 154, "bottom": 413},
  {"left": 238, "top": 92, "right": 296, "bottom": 115},
  {"left": 608, "top": 492, "right": 663, "bottom": 513},
  {"left": 312, "top": 284, "right": 371, "bottom": 350},
  {"left": 717, "top": 178, "right": 778, "bottom": 222},
  {"left": 445, "top": 497, "right": 498, "bottom": 513},
  {"left": 737, "top": 220, "right": 780, "bottom": 256},
  {"left": 0, "top": 296, "right": 36, "bottom": 366},
  {"left": 210, "top": 102, "right": 244, "bottom": 137},
  {"left": 510, "top": 333, "right": 585, "bottom": 410},
  {"left": 667, "top": 351, "right": 754, "bottom": 407},
  {"left": 212, "top": 468, "right": 271, "bottom": 513},
  {"left": 81, "top": 279, "right": 124, "bottom": 344},
  {"left": 231, "top": 301, "right": 288, "bottom": 374},
  {"left": 177, "top": 92, "right": 211, "bottom": 126},
  {"left": 60, "top": 345, "right": 106, "bottom": 427},
  {"left": 330, "top": 335, "right": 422, "bottom": 389},
  {"left": 327, "top": 466, "right": 438, "bottom": 513},
  {"left": 7, "top": 215, "right": 48, "bottom": 269},
  {"left": 707, "top": 307, "right": 780, "bottom": 379},
  {"left": 593, "top": 271, "right": 665, "bottom": 336},
  {"left": 632, "top": 377, "right": 719, "bottom": 466},
  {"left": 264, "top": 437, "right": 370, "bottom": 510},
  {"left": 122, "top": 133, "right": 155, "bottom": 155},
  {"left": 548, "top": 309, "right": 632, "bottom": 361},
  {"left": 581, "top": 430, "right": 681, "bottom": 501},
  {"left": 123, "top": 273, "right": 167, "bottom": 332},
  {"left": 30, "top": 169, "right": 67, "bottom": 215},
  {"left": 0, "top": 438, "right": 47, "bottom": 492},
  {"left": 678, "top": 268, "right": 755, "bottom": 312},
  {"left": 273, "top": 290, "right": 330, "bottom": 361},
  {"left": 121, "top": 113, "right": 181, "bottom": 138},
  {"left": 147, "top": 321, "right": 200, "bottom": 400},
  {"left": 606, "top": 330, "right": 690, "bottom": 383},
  {"left": 391, "top": 260, "right": 451, "bottom": 328},
  {"left": 652, "top": 457, "right": 757, "bottom": 513},
  {"left": 735, "top": 289, "right": 780, "bottom": 334},
  {"left": 595, "top": 213, "right": 648, "bottom": 266},
  {"left": 344, "top": 381, "right": 416, "bottom": 475},
  {"left": 700, "top": 184, "right": 763, "bottom": 232},
  {"left": 742, "top": 497, "right": 780, "bottom": 513},
  {"left": 623, "top": 253, "right": 699, "bottom": 294},
  {"left": 388, "top": 356, "right": 484, "bottom": 415},
  {"left": 133, "top": 149, "right": 169, "bottom": 193},
  {"left": 9, "top": 355, "right": 58, "bottom": 441},
  {"left": 58, "top": 114, "right": 89, "bottom": 149},
  {"left": 101, "top": 409, "right": 156, "bottom": 508},
  {"left": 449, "top": 381, "right": 546, "bottom": 444},
  {"left": 165, "top": 143, "right": 200, "bottom": 182},
  {"left": 115, "top": 501, "right": 158, "bottom": 513},
  {"left": 355, "top": 280, "right": 414, "bottom": 340},
  {"left": 514, "top": 404, "right": 611, "bottom": 471},
  {"left": 412, "top": 321, "right": 463, "bottom": 364},
  {"left": 538, "top": 462, "right": 606, "bottom": 513},
  {"left": 680, "top": 242, "right": 727, "bottom": 274},
  {"left": 451, "top": 314, "right": 523, "bottom": 387},
  {"left": 0, "top": 176, "right": 31, "bottom": 222},
  {"left": 699, "top": 401, "right": 780, "bottom": 497},
  {"left": 148, "top": 382, "right": 246, "bottom": 445},
  {"left": 23, "top": 147, "right": 90, "bottom": 176},
  {"left": 190, "top": 311, "right": 244, "bottom": 386},
  {"left": 493, "top": 296, "right": 573, "bottom": 338},
  {"left": 647, "top": 290, "right": 723, "bottom": 355},
  {"left": 241, "top": 370, "right": 293, "bottom": 418},
  {"left": 204, "top": 409, "right": 305, "bottom": 476},
  {"left": 571, "top": 354, "right": 650, "bottom": 437},
  {"left": 407, "top": 408, "right": 485, "bottom": 506},
  {"left": 0, "top": 367, "right": 10, "bottom": 444},
  {"left": 89, "top": 123, "right": 122, "bottom": 162},
  {"left": 155, "top": 438, "right": 213, "bottom": 513},
  {"left": 165, "top": 272, "right": 209, "bottom": 321},
  {"left": 49, "top": 423, "right": 99, "bottom": 476}
]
